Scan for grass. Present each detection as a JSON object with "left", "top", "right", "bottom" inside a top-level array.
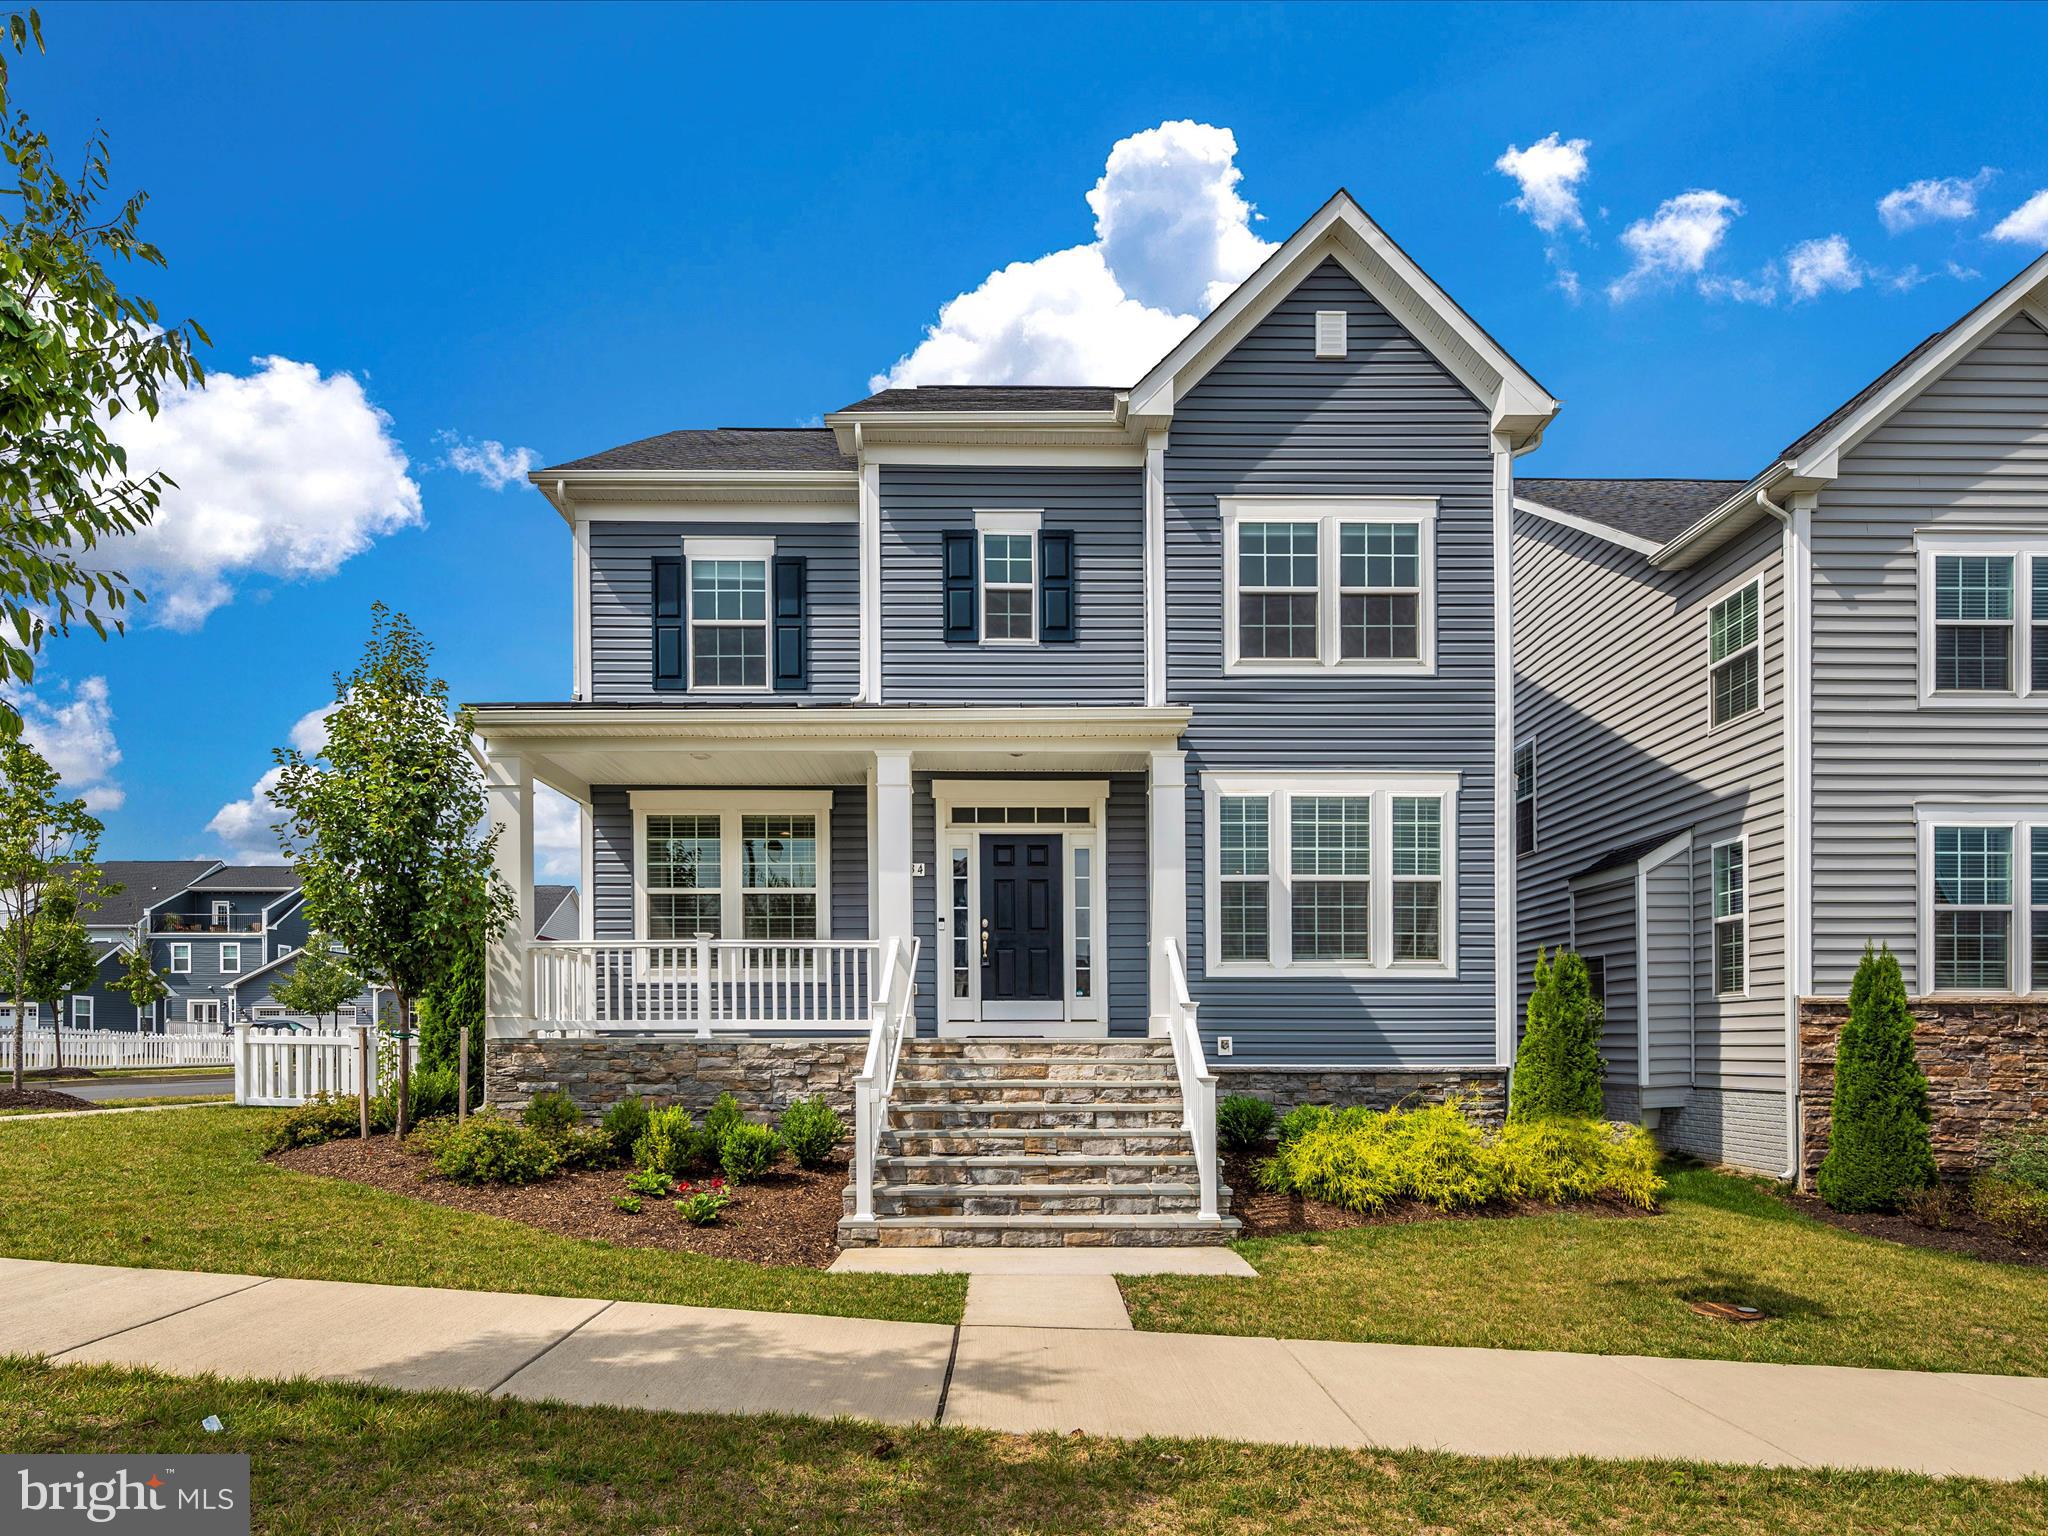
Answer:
[
  {"left": 1124, "top": 1165, "right": 2048, "bottom": 1376},
  {"left": 4, "top": 1359, "right": 2041, "bottom": 1536},
  {"left": 35, "top": 1064, "right": 236, "bottom": 1079},
  {"left": 0, "top": 1105, "right": 962, "bottom": 1325},
  {"left": 0, "top": 1094, "right": 230, "bottom": 1116}
]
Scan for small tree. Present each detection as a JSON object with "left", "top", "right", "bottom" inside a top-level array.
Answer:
[
  {"left": 1509, "top": 948, "right": 1607, "bottom": 1121},
  {"left": 25, "top": 872, "right": 97, "bottom": 1042},
  {"left": 417, "top": 901, "right": 484, "bottom": 1099},
  {"left": 269, "top": 605, "right": 514, "bottom": 1136},
  {"left": 0, "top": 726, "right": 102, "bottom": 1088},
  {"left": 1815, "top": 944, "right": 1935, "bottom": 1213},
  {"left": 112, "top": 941, "right": 169, "bottom": 1032},
  {"left": 268, "top": 939, "right": 363, "bottom": 1032}
]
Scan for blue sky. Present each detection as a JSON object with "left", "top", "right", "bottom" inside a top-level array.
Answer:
[{"left": 15, "top": 1, "right": 2048, "bottom": 879}]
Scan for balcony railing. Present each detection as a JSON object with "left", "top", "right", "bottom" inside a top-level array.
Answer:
[
  {"left": 527, "top": 939, "right": 885, "bottom": 1034},
  {"left": 155, "top": 914, "right": 265, "bottom": 934}
]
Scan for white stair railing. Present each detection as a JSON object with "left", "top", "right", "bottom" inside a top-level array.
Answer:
[
  {"left": 1159, "top": 936, "right": 1219, "bottom": 1221},
  {"left": 850, "top": 936, "right": 921, "bottom": 1223}
]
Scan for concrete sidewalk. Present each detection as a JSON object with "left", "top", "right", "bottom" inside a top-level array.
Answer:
[{"left": 5, "top": 1256, "right": 2047, "bottom": 1479}]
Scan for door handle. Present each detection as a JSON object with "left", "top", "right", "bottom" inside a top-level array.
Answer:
[{"left": 980, "top": 918, "right": 990, "bottom": 962}]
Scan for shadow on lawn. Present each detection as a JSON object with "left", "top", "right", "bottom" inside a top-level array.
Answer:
[{"left": 1604, "top": 1267, "right": 1833, "bottom": 1323}]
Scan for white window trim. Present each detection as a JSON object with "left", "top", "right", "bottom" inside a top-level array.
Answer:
[
  {"left": 1202, "top": 771, "right": 1459, "bottom": 979},
  {"left": 932, "top": 778, "right": 1110, "bottom": 1032},
  {"left": 1709, "top": 835, "right": 1749, "bottom": 999},
  {"left": 1914, "top": 803, "right": 2046, "bottom": 996},
  {"left": 973, "top": 508, "right": 1042, "bottom": 648},
  {"left": 1915, "top": 533, "right": 2048, "bottom": 707},
  {"left": 1513, "top": 737, "right": 1536, "bottom": 857},
  {"left": 210, "top": 899, "right": 232, "bottom": 928},
  {"left": 629, "top": 790, "right": 834, "bottom": 944},
  {"left": 219, "top": 942, "right": 241, "bottom": 975},
  {"left": 683, "top": 536, "right": 774, "bottom": 696},
  {"left": 71, "top": 995, "right": 92, "bottom": 1028},
  {"left": 1221, "top": 497, "right": 1437, "bottom": 676},
  {"left": 168, "top": 942, "right": 192, "bottom": 975},
  {"left": 187, "top": 999, "right": 221, "bottom": 1026},
  {"left": 1707, "top": 574, "right": 1763, "bottom": 731}
]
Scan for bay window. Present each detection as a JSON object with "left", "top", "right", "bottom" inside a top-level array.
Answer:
[{"left": 1223, "top": 498, "right": 1436, "bottom": 673}]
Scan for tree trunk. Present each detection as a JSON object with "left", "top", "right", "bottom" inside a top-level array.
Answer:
[
  {"left": 50, "top": 998, "right": 63, "bottom": 1075},
  {"left": 394, "top": 989, "right": 411, "bottom": 1139},
  {"left": 10, "top": 990, "right": 21, "bottom": 1093}
]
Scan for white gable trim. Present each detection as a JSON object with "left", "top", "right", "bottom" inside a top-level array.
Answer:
[{"left": 1513, "top": 497, "right": 1663, "bottom": 558}]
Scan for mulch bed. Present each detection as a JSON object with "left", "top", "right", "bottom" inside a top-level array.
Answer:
[
  {"left": 1781, "top": 1185, "right": 2046, "bottom": 1269},
  {"left": 272, "top": 1134, "right": 851, "bottom": 1268},
  {"left": 0, "top": 1087, "right": 97, "bottom": 1111},
  {"left": 1223, "top": 1151, "right": 1649, "bottom": 1238}
]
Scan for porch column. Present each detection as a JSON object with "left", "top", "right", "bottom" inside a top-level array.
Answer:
[
  {"left": 1148, "top": 748, "right": 1189, "bottom": 1028},
  {"left": 484, "top": 750, "right": 535, "bottom": 1040},
  {"left": 873, "top": 749, "right": 914, "bottom": 947}
]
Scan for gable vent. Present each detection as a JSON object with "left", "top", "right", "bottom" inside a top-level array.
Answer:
[{"left": 1314, "top": 309, "right": 1348, "bottom": 359}]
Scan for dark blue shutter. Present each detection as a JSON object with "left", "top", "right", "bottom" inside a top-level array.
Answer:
[
  {"left": 943, "top": 530, "right": 977, "bottom": 642},
  {"left": 1040, "top": 530, "right": 1075, "bottom": 642},
  {"left": 652, "top": 556, "right": 685, "bottom": 691},
  {"left": 772, "top": 554, "right": 808, "bottom": 690}
]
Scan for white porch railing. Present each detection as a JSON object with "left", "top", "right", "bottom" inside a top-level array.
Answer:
[
  {"left": 232, "top": 1023, "right": 412, "bottom": 1108},
  {"left": 1158, "top": 937, "right": 1220, "bottom": 1221},
  {"left": 0, "top": 1028, "right": 233, "bottom": 1072},
  {"left": 850, "top": 936, "right": 921, "bottom": 1223},
  {"left": 527, "top": 939, "right": 884, "bottom": 1035}
]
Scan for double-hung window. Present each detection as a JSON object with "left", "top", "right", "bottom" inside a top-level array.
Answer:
[
  {"left": 686, "top": 539, "right": 771, "bottom": 691},
  {"left": 1712, "top": 839, "right": 1747, "bottom": 996},
  {"left": 1931, "top": 824, "right": 2012, "bottom": 990},
  {"left": 1917, "top": 538, "right": 2048, "bottom": 703},
  {"left": 220, "top": 942, "right": 241, "bottom": 975},
  {"left": 634, "top": 793, "right": 831, "bottom": 944},
  {"left": 1513, "top": 741, "right": 1536, "bottom": 857},
  {"left": 1933, "top": 555, "right": 2013, "bottom": 692},
  {"left": 1206, "top": 775, "right": 1456, "bottom": 975},
  {"left": 980, "top": 531, "right": 1036, "bottom": 643},
  {"left": 71, "top": 996, "right": 92, "bottom": 1028},
  {"left": 1709, "top": 580, "right": 1761, "bottom": 726},
  {"left": 168, "top": 942, "right": 191, "bottom": 975},
  {"left": 1224, "top": 499, "right": 1436, "bottom": 672}
]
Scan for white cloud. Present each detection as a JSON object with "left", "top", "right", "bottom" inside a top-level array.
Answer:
[
  {"left": 1877, "top": 169, "right": 1995, "bottom": 234},
  {"left": 1496, "top": 133, "right": 1591, "bottom": 235},
  {"left": 1608, "top": 190, "right": 1744, "bottom": 302},
  {"left": 438, "top": 432, "right": 538, "bottom": 491},
  {"left": 206, "top": 704, "right": 332, "bottom": 858},
  {"left": 7, "top": 675, "right": 123, "bottom": 811},
  {"left": 872, "top": 120, "right": 1276, "bottom": 389},
  {"left": 96, "top": 357, "right": 422, "bottom": 631},
  {"left": 1785, "top": 234, "right": 1863, "bottom": 301},
  {"left": 1698, "top": 271, "right": 1779, "bottom": 306},
  {"left": 1990, "top": 188, "right": 2048, "bottom": 247},
  {"left": 533, "top": 782, "right": 582, "bottom": 882}
]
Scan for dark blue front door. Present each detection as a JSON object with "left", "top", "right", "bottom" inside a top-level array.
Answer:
[{"left": 980, "top": 834, "right": 1062, "bottom": 1003}]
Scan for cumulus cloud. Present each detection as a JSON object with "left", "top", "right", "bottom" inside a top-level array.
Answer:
[
  {"left": 533, "top": 782, "right": 583, "bottom": 882},
  {"left": 1608, "top": 190, "right": 1744, "bottom": 302},
  {"left": 206, "top": 704, "right": 332, "bottom": 858},
  {"left": 1990, "top": 189, "right": 2048, "bottom": 247},
  {"left": 438, "top": 432, "right": 538, "bottom": 491},
  {"left": 1496, "top": 133, "right": 1591, "bottom": 235},
  {"left": 96, "top": 357, "right": 422, "bottom": 630},
  {"left": 1698, "top": 271, "right": 1779, "bottom": 306},
  {"left": 1785, "top": 234, "right": 1864, "bottom": 301},
  {"left": 871, "top": 120, "right": 1276, "bottom": 389},
  {"left": 1877, "top": 169, "right": 1995, "bottom": 234},
  {"left": 7, "top": 675, "right": 123, "bottom": 811}
]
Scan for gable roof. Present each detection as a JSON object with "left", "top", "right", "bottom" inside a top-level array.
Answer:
[
  {"left": 836, "top": 385, "right": 1121, "bottom": 414},
  {"left": 1517, "top": 478, "right": 1749, "bottom": 550},
  {"left": 535, "top": 883, "right": 577, "bottom": 930},
  {"left": 541, "top": 428, "right": 852, "bottom": 475},
  {"left": 71, "top": 860, "right": 222, "bottom": 927},
  {"left": 189, "top": 865, "right": 302, "bottom": 893}
]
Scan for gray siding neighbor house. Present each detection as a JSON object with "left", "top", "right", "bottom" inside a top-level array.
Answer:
[{"left": 1515, "top": 251, "right": 2048, "bottom": 1180}]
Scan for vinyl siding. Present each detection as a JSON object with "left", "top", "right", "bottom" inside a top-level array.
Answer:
[
  {"left": 1570, "top": 871, "right": 1639, "bottom": 1115},
  {"left": 1643, "top": 851, "right": 1694, "bottom": 1094},
  {"left": 878, "top": 467, "right": 1144, "bottom": 704},
  {"left": 587, "top": 520, "right": 859, "bottom": 703},
  {"left": 1167, "top": 257, "right": 1500, "bottom": 1066},
  {"left": 1809, "top": 311, "right": 2048, "bottom": 992},
  {"left": 1513, "top": 511, "right": 1789, "bottom": 1136}
]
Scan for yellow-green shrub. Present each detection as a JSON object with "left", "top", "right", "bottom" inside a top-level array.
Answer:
[{"left": 1495, "top": 1116, "right": 1663, "bottom": 1209}]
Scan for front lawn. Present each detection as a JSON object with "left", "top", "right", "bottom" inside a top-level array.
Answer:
[
  {"left": 6, "top": 1358, "right": 2041, "bottom": 1536},
  {"left": 1124, "top": 1165, "right": 2048, "bottom": 1376},
  {"left": 0, "top": 1106, "right": 961, "bottom": 1325},
  {"left": 0, "top": 1094, "right": 231, "bottom": 1116}
]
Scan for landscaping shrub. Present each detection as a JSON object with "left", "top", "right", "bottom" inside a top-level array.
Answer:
[
  {"left": 266, "top": 1094, "right": 369, "bottom": 1152},
  {"left": 1815, "top": 944, "right": 1935, "bottom": 1213},
  {"left": 623, "top": 1167, "right": 673, "bottom": 1198},
  {"left": 1509, "top": 948, "right": 1605, "bottom": 1122},
  {"left": 778, "top": 1096, "right": 844, "bottom": 1168},
  {"left": 549, "top": 1125, "right": 621, "bottom": 1171},
  {"left": 1216, "top": 1094, "right": 1277, "bottom": 1154},
  {"left": 1969, "top": 1171, "right": 2048, "bottom": 1244},
  {"left": 431, "top": 1115, "right": 561, "bottom": 1186},
  {"left": 704, "top": 1092, "right": 745, "bottom": 1143},
  {"left": 675, "top": 1183, "right": 732, "bottom": 1226},
  {"left": 1258, "top": 1099, "right": 1663, "bottom": 1215},
  {"left": 601, "top": 1095, "right": 650, "bottom": 1160},
  {"left": 1986, "top": 1127, "right": 2048, "bottom": 1194},
  {"left": 1277, "top": 1103, "right": 1334, "bottom": 1147},
  {"left": 634, "top": 1107, "right": 697, "bottom": 1180},
  {"left": 375, "top": 1064, "right": 458, "bottom": 1130},
  {"left": 718, "top": 1121, "right": 781, "bottom": 1182},
  {"left": 522, "top": 1090, "right": 580, "bottom": 1134},
  {"left": 613, "top": 1194, "right": 642, "bottom": 1215}
]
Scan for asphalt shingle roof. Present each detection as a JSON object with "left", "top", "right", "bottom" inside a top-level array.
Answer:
[
  {"left": 836, "top": 385, "right": 1121, "bottom": 414},
  {"left": 1575, "top": 832, "right": 1685, "bottom": 881},
  {"left": 1518, "top": 478, "right": 1750, "bottom": 546},
  {"left": 535, "top": 884, "right": 576, "bottom": 929},
  {"left": 189, "top": 865, "right": 302, "bottom": 893},
  {"left": 544, "top": 428, "right": 852, "bottom": 474},
  {"left": 74, "top": 860, "right": 221, "bottom": 927}
]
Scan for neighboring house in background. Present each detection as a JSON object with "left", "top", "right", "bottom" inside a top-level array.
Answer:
[
  {"left": 1514, "top": 251, "right": 2048, "bottom": 1181},
  {"left": 227, "top": 940, "right": 394, "bottom": 1030},
  {"left": 534, "top": 884, "right": 580, "bottom": 941},
  {"left": 70, "top": 859, "right": 220, "bottom": 1032}
]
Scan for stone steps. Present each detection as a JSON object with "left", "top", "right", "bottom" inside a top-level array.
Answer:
[
  {"left": 856, "top": 1213, "right": 1240, "bottom": 1248},
  {"left": 884, "top": 1127, "right": 1194, "bottom": 1158},
  {"left": 879, "top": 1153, "right": 1198, "bottom": 1186},
  {"left": 893, "top": 1077, "right": 1182, "bottom": 1102},
  {"left": 891, "top": 1102, "right": 1188, "bottom": 1131}
]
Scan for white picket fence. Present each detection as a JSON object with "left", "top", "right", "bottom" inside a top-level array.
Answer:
[
  {"left": 231, "top": 1023, "right": 417, "bottom": 1108},
  {"left": 0, "top": 1028, "right": 233, "bottom": 1072}
]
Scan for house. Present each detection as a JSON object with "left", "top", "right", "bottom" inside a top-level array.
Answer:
[
  {"left": 1514, "top": 251, "right": 2048, "bottom": 1184},
  {"left": 533, "top": 883, "right": 580, "bottom": 941},
  {"left": 474, "top": 190, "right": 1557, "bottom": 1246}
]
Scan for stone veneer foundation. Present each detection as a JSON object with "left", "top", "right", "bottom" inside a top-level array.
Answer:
[
  {"left": 487, "top": 1036, "right": 866, "bottom": 1122},
  {"left": 1211, "top": 1065, "right": 1508, "bottom": 1124},
  {"left": 1799, "top": 997, "right": 2048, "bottom": 1187}
]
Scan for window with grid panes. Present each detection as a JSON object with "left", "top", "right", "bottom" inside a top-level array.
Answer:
[
  {"left": 1709, "top": 581, "right": 1760, "bottom": 725},
  {"left": 1933, "top": 555, "right": 2014, "bottom": 692},
  {"left": 1390, "top": 797, "right": 1442, "bottom": 962},
  {"left": 1290, "top": 796, "right": 1370, "bottom": 961},
  {"left": 1933, "top": 825, "right": 2011, "bottom": 989},
  {"left": 1236, "top": 522, "right": 1319, "bottom": 660},
  {"left": 1218, "top": 794, "right": 1271, "bottom": 962},
  {"left": 646, "top": 814, "right": 722, "bottom": 938}
]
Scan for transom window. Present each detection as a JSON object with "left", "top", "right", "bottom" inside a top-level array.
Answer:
[
  {"left": 1917, "top": 539, "right": 2048, "bottom": 704},
  {"left": 1709, "top": 580, "right": 1761, "bottom": 726},
  {"left": 1712, "top": 840, "right": 1747, "bottom": 996},
  {"left": 980, "top": 531, "right": 1037, "bottom": 643},
  {"left": 1223, "top": 499, "right": 1436, "bottom": 673},
  {"left": 634, "top": 795, "right": 831, "bottom": 945},
  {"left": 688, "top": 555, "right": 768, "bottom": 691},
  {"left": 1206, "top": 775, "right": 1456, "bottom": 975}
]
